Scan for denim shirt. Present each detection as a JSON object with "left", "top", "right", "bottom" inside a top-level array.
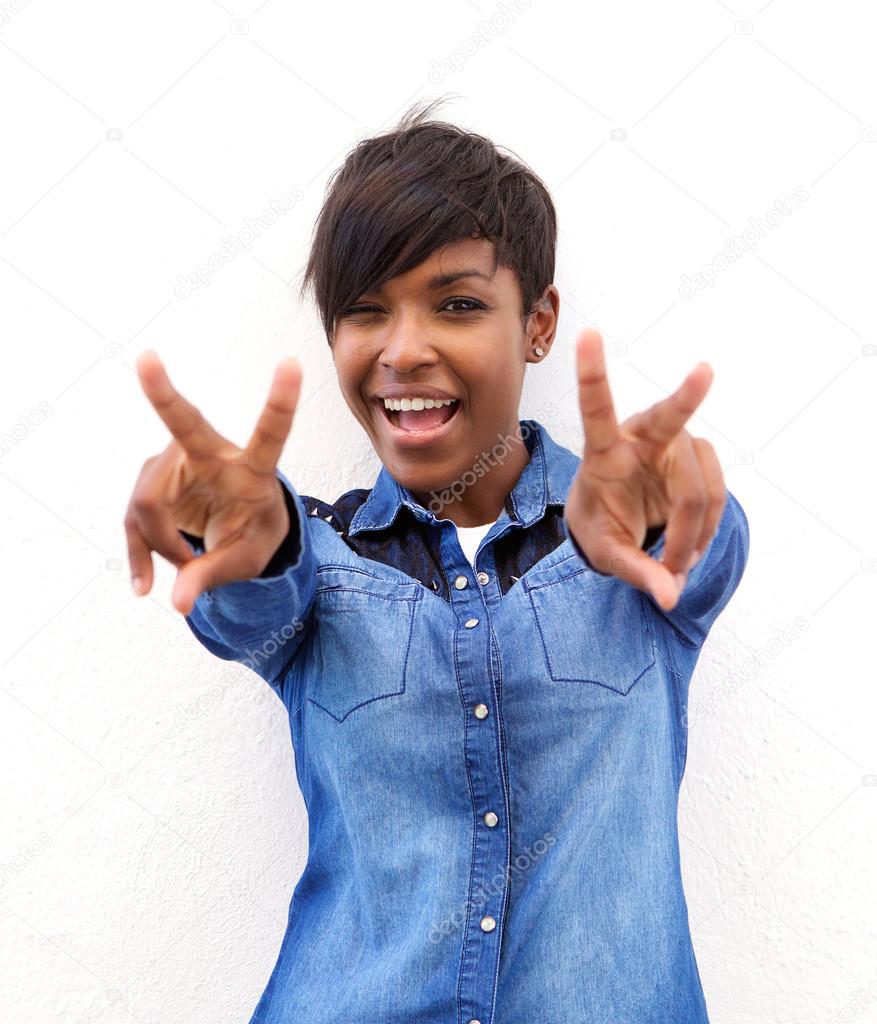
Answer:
[{"left": 183, "top": 418, "right": 750, "bottom": 1024}]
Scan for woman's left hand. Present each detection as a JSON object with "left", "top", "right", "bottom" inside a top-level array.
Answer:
[{"left": 564, "top": 327, "right": 727, "bottom": 612}]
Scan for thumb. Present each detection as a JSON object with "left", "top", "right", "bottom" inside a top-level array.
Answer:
[
  {"left": 171, "top": 547, "right": 254, "bottom": 615},
  {"left": 605, "top": 543, "right": 685, "bottom": 612}
]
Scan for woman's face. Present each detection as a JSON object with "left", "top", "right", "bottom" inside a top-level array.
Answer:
[{"left": 330, "top": 237, "right": 558, "bottom": 499}]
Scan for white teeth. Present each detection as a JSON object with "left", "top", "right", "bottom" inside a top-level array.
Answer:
[{"left": 382, "top": 397, "right": 458, "bottom": 412}]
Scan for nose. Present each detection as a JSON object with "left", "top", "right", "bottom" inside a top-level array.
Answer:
[{"left": 378, "top": 308, "right": 439, "bottom": 373}]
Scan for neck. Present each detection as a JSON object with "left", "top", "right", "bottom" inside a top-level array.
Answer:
[{"left": 412, "top": 422, "right": 532, "bottom": 529}]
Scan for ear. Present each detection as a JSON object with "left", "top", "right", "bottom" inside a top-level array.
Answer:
[{"left": 525, "top": 284, "right": 560, "bottom": 359}]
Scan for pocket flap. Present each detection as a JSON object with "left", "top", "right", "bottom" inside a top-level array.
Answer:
[{"left": 525, "top": 565, "right": 655, "bottom": 695}]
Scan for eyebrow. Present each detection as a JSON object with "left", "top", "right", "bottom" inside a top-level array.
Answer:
[
  {"left": 425, "top": 269, "right": 493, "bottom": 289},
  {"left": 357, "top": 268, "right": 495, "bottom": 302}
]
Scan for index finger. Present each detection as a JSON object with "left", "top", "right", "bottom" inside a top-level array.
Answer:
[
  {"left": 136, "top": 350, "right": 228, "bottom": 458},
  {"left": 244, "top": 357, "right": 302, "bottom": 474},
  {"left": 625, "top": 362, "right": 713, "bottom": 447},
  {"left": 576, "top": 327, "right": 619, "bottom": 455}
]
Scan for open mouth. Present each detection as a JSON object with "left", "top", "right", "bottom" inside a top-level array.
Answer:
[{"left": 374, "top": 397, "right": 461, "bottom": 444}]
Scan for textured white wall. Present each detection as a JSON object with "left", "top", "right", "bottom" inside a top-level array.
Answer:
[{"left": 1, "top": 1, "right": 875, "bottom": 1022}]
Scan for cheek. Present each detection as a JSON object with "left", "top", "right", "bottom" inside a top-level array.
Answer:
[
  {"left": 332, "top": 348, "right": 368, "bottom": 396},
  {"left": 470, "top": 345, "right": 523, "bottom": 393}
]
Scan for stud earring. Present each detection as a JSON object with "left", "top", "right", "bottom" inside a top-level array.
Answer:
[{"left": 534, "top": 346, "right": 544, "bottom": 357}]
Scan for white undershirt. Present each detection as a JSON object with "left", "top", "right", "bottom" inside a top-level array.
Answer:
[{"left": 453, "top": 521, "right": 496, "bottom": 568}]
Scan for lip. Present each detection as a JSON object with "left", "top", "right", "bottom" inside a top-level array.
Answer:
[{"left": 371, "top": 395, "right": 462, "bottom": 449}]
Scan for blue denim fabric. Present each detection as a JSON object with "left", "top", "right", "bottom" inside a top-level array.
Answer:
[{"left": 183, "top": 418, "right": 749, "bottom": 1024}]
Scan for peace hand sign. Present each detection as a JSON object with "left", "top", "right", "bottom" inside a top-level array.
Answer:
[
  {"left": 564, "top": 328, "right": 727, "bottom": 612},
  {"left": 124, "top": 351, "right": 302, "bottom": 615}
]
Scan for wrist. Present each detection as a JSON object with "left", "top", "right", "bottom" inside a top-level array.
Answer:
[{"left": 259, "top": 478, "right": 300, "bottom": 578}]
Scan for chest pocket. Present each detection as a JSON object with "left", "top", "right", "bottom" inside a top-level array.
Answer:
[
  {"left": 524, "top": 557, "right": 656, "bottom": 696},
  {"left": 308, "top": 566, "right": 422, "bottom": 722}
]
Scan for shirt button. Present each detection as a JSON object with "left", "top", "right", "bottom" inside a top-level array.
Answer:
[
  {"left": 454, "top": 574, "right": 468, "bottom": 590},
  {"left": 483, "top": 811, "right": 498, "bottom": 827},
  {"left": 473, "top": 703, "right": 489, "bottom": 719},
  {"left": 476, "top": 571, "right": 489, "bottom": 586},
  {"left": 468, "top": 1020, "right": 482, "bottom": 1024},
  {"left": 464, "top": 617, "right": 479, "bottom": 628},
  {"left": 480, "top": 915, "right": 496, "bottom": 932}
]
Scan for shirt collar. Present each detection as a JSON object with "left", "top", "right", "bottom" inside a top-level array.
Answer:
[{"left": 348, "top": 418, "right": 580, "bottom": 537}]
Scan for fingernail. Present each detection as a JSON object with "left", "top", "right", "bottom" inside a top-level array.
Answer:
[
  {"left": 687, "top": 549, "right": 702, "bottom": 570},
  {"left": 131, "top": 576, "right": 143, "bottom": 594},
  {"left": 674, "top": 572, "right": 687, "bottom": 593}
]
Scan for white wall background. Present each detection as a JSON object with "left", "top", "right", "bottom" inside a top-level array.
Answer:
[{"left": 1, "top": 1, "right": 875, "bottom": 1021}]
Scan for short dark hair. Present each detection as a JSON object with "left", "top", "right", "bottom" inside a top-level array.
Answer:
[{"left": 297, "top": 96, "right": 557, "bottom": 345}]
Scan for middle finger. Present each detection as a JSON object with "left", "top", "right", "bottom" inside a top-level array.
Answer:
[{"left": 659, "top": 432, "right": 708, "bottom": 578}]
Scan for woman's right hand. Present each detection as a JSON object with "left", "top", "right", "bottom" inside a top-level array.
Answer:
[{"left": 124, "top": 351, "right": 303, "bottom": 615}]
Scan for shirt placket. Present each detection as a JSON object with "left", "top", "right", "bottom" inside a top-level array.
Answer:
[{"left": 437, "top": 516, "right": 514, "bottom": 1024}]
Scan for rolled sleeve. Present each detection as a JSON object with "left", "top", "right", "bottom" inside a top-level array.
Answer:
[
  {"left": 563, "top": 490, "right": 750, "bottom": 648},
  {"left": 644, "top": 487, "right": 750, "bottom": 647}
]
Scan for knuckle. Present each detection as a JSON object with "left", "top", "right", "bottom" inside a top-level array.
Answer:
[
  {"left": 158, "top": 544, "right": 184, "bottom": 567},
  {"left": 258, "top": 425, "right": 288, "bottom": 448},
  {"left": 680, "top": 492, "right": 708, "bottom": 514},
  {"left": 130, "top": 493, "right": 155, "bottom": 517},
  {"left": 141, "top": 452, "right": 167, "bottom": 476},
  {"left": 242, "top": 552, "right": 266, "bottom": 579},
  {"left": 588, "top": 402, "right": 614, "bottom": 421}
]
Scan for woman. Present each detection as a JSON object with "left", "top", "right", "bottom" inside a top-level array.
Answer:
[{"left": 125, "top": 100, "right": 749, "bottom": 1023}]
